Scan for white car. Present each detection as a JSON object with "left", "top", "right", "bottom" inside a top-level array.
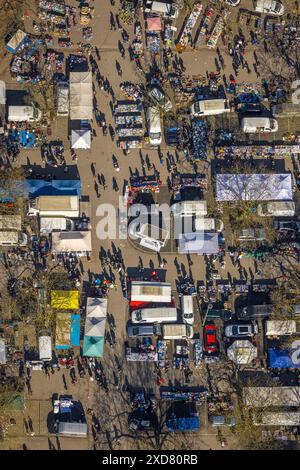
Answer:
[
  {"left": 225, "top": 324, "right": 258, "bottom": 338},
  {"left": 225, "top": 0, "right": 241, "bottom": 6},
  {"left": 255, "top": 0, "right": 284, "bottom": 16}
]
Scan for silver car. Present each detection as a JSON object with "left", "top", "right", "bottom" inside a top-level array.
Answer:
[
  {"left": 127, "top": 324, "right": 162, "bottom": 338},
  {"left": 225, "top": 324, "right": 258, "bottom": 338}
]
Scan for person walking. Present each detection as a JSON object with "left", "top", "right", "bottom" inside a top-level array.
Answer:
[{"left": 28, "top": 416, "right": 35, "bottom": 436}]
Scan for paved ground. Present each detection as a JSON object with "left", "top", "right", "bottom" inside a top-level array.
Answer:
[{"left": 1, "top": 0, "right": 298, "bottom": 451}]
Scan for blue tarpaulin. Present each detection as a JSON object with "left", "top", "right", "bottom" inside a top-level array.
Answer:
[
  {"left": 0, "top": 179, "right": 82, "bottom": 202},
  {"left": 167, "top": 416, "right": 199, "bottom": 432},
  {"left": 26, "top": 179, "right": 82, "bottom": 197},
  {"left": 268, "top": 349, "right": 300, "bottom": 369},
  {"left": 70, "top": 314, "right": 80, "bottom": 347}
]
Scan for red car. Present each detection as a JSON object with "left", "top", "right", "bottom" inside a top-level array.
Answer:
[{"left": 203, "top": 324, "right": 218, "bottom": 354}]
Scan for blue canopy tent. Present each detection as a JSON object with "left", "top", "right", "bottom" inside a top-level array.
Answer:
[
  {"left": 0, "top": 179, "right": 82, "bottom": 202},
  {"left": 167, "top": 416, "right": 199, "bottom": 432},
  {"left": 83, "top": 336, "right": 104, "bottom": 357},
  {"left": 268, "top": 349, "right": 300, "bottom": 369}
]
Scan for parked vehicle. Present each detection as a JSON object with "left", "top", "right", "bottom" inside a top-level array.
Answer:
[
  {"left": 265, "top": 320, "right": 297, "bottom": 337},
  {"left": 146, "top": 107, "right": 162, "bottom": 146},
  {"left": 181, "top": 295, "right": 194, "bottom": 325},
  {"left": 162, "top": 323, "right": 193, "bottom": 340},
  {"left": 238, "top": 304, "right": 273, "bottom": 320},
  {"left": 190, "top": 99, "right": 230, "bottom": 117},
  {"left": 238, "top": 228, "right": 266, "bottom": 241},
  {"left": 225, "top": 323, "right": 258, "bottom": 338},
  {"left": 131, "top": 307, "right": 177, "bottom": 324},
  {"left": 144, "top": 1, "right": 179, "bottom": 19},
  {"left": 258, "top": 201, "right": 295, "bottom": 217},
  {"left": 38, "top": 331, "right": 52, "bottom": 362},
  {"left": 203, "top": 324, "right": 218, "bottom": 353},
  {"left": 255, "top": 0, "right": 284, "bottom": 15},
  {"left": 209, "top": 415, "right": 236, "bottom": 427},
  {"left": 241, "top": 117, "right": 278, "bottom": 133},
  {"left": 274, "top": 220, "right": 300, "bottom": 233},
  {"left": 148, "top": 86, "right": 172, "bottom": 112},
  {"left": 127, "top": 324, "right": 162, "bottom": 338},
  {"left": 8, "top": 105, "right": 42, "bottom": 122}
]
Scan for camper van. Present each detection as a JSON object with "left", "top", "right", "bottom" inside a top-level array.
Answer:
[
  {"left": 162, "top": 323, "right": 194, "bottom": 340},
  {"left": 8, "top": 105, "right": 42, "bottom": 122},
  {"left": 265, "top": 320, "right": 297, "bottom": 337},
  {"left": 257, "top": 201, "right": 295, "bottom": 217},
  {"left": 38, "top": 333, "right": 52, "bottom": 362},
  {"left": 131, "top": 307, "right": 177, "bottom": 324},
  {"left": 190, "top": 99, "right": 230, "bottom": 117},
  {"left": 147, "top": 107, "right": 162, "bottom": 146},
  {"left": 144, "top": 1, "right": 179, "bottom": 19},
  {"left": 27, "top": 195, "right": 80, "bottom": 218},
  {"left": 241, "top": 117, "right": 278, "bottom": 133},
  {"left": 181, "top": 295, "right": 194, "bottom": 325},
  {"left": 57, "top": 82, "right": 69, "bottom": 117},
  {"left": 255, "top": 0, "right": 284, "bottom": 15}
]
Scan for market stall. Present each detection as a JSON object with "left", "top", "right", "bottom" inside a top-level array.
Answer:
[
  {"left": 207, "top": 11, "right": 231, "bottom": 49},
  {"left": 71, "top": 129, "right": 91, "bottom": 149},
  {"left": 114, "top": 100, "right": 144, "bottom": 150},
  {"left": 176, "top": 3, "right": 202, "bottom": 51}
]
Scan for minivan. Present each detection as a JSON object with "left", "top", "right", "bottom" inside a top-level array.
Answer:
[
  {"left": 131, "top": 307, "right": 177, "bottom": 324},
  {"left": 181, "top": 295, "right": 194, "bottom": 325},
  {"left": 238, "top": 304, "right": 273, "bottom": 320},
  {"left": 127, "top": 324, "right": 162, "bottom": 338},
  {"left": 144, "top": 1, "right": 179, "bottom": 19},
  {"left": 190, "top": 99, "right": 230, "bottom": 117},
  {"left": 238, "top": 228, "right": 266, "bottom": 241},
  {"left": 148, "top": 86, "right": 172, "bottom": 112},
  {"left": 209, "top": 415, "right": 236, "bottom": 427},
  {"left": 241, "top": 117, "right": 278, "bottom": 133},
  {"left": 257, "top": 201, "right": 295, "bottom": 217},
  {"left": 147, "top": 107, "right": 162, "bottom": 146},
  {"left": 162, "top": 323, "right": 194, "bottom": 340},
  {"left": 255, "top": 0, "right": 284, "bottom": 15}
]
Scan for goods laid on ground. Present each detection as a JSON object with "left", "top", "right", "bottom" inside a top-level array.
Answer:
[
  {"left": 191, "top": 119, "right": 209, "bottom": 160},
  {"left": 207, "top": 10, "right": 231, "bottom": 49},
  {"left": 157, "top": 340, "right": 167, "bottom": 369},
  {"left": 114, "top": 100, "right": 144, "bottom": 150},
  {"left": 215, "top": 144, "right": 300, "bottom": 159},
  {"left": 126, "top": 347, "right": 157, "bottom": 362},
  {"left": 120, "top": 82, "right": 143, "bottom": 101},
  {"left": 176, "top": 2, "right": 202, "bottom": 51},
  {"left": 146, "top": 33, "right": 161, "bottom": 53},
  {"left": 80, "top": 5, "right": 94, "bottom": 25},
  {"left": 195, "top": 7, "right": 214, "bottom": 48}
]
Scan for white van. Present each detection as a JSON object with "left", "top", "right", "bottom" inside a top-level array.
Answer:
[
  {"left": 8, "top": 105, "right": 42, "bottom": 122},
  {"left": 162, "top": 323, "right": 194, "bottom": 339},
  {"left": 241, "top": 117, "right": 278, "bottom": 133},
  {"left": 131, "top": 307, "right": 177, "bottom": 324},
  {"left": 257, "top": 201, "right": 295, "bottom": 217},
  {"left": 265, "top": 320, "right": 297, "bottom": 337},
  {"left": 144, "top": 1, "right": 179, "bottom": 19},
  {"left": 57, "top": 82, "right": 69, "bottom": 117},
  {"left": 255, "top": 0, "right": 284, "bottom": 15},
  {"left": 0, "top": 231, "right": 27, "bottom": 247},
  {"left": 38, "top": 333, "right": 52, "bottom": 361},
  {"left": 181, "top": 295, "right": 194, "bottom": 325},
  {"left": 131, "top": 281, "right": 171, "bottom": 303},
  {"left": 190, "top": 99, "right": 230, "bottom": 117},
  {"left": 147, "top": 107, "right": 162, "bottom": 146}
]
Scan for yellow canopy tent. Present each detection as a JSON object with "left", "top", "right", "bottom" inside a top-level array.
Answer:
[{"left": 51, "top": 290, "right": 79, "bottom": 310}]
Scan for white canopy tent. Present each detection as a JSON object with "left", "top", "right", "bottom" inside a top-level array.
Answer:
[
  {"left": 227, "top": 340, "right": 257, "bottom": 365},
  {"left": 85, "top": 317, "right": 106, "bottom": 337},
  {"left": 178, "top": 231, "right": 219, "bottom": 255},
  {"left": 51, "top": 231, "right": 92, "bottom": 253},
  {"left": 69, "top": 71, "right": 93, "bottom": 120},
  {"left": 0, "top": 81, "right": 6, "bottom": 105},
  {"left": 40, "top": 217, "right": 67, "bottom": 233},
  {"left": 216, "top": 173, "right": 292, "bottom": 202},
  {"left": 86, "top": 297, "right": 108, "bottom": 318},
  {"left": 71, "top": 129, "right": 91, "bottom": 149}
]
